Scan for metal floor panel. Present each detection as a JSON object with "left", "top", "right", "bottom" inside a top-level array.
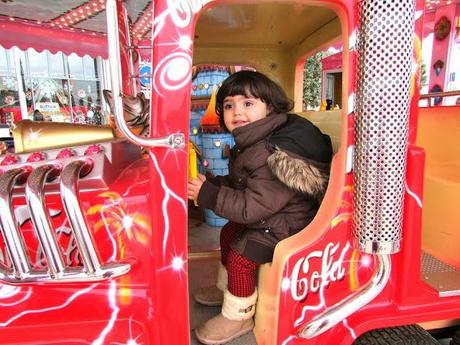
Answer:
[{"left": 421, "top": 251, "right": 460, "bottom": 297}]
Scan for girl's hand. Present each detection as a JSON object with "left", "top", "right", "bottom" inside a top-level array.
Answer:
[{"left": 187, "top": 173, "right": 206, "bottom": 200}]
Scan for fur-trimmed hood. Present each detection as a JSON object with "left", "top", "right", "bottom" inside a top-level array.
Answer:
[{"left": 267, "top": 114, "right": 332, "bottom": 202}]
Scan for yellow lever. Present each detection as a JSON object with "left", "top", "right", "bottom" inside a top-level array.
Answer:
[{"left": 189, "top": 142, "right": 199, "bottom": 206}]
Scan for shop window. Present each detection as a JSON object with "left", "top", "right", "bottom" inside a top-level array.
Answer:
[
  {"left": 68, "top": 53, "right": 85, "bottom": 79},
  {"left": 0, "top": 76, "right": 20, "bottom": 125},
  {"left": 0, "top": 46, "right": 105, "bottom": 124},
  {"left": 1, "top": 76, "right": 18, "bottom": 105},
  {"left": 48, "top": 52, "right": 65, "bottom": 79},
  {"left": 27, "top": 49, "right": 48, "bottom": 78},
  {"left": 83, "top": 56, "right": 97, "bottom": 79},
  {"left": 0, "top": 46, "right": 9, "bottom": 75},
  {"left": 31, "top": 78, "right": 71, "bottom": 121},
  {"left": 68, "top": 79, "right": 102, "bottom": 123}
]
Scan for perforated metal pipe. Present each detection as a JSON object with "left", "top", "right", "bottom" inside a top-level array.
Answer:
[{"left": 353, "top": 0, "right": 415, "bottom": 254}]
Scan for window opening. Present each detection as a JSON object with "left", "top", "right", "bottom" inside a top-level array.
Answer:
[{"left": 0, "top": 46, "right": 106, "bottom": 126}]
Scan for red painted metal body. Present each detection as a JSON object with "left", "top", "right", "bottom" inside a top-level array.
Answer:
[
  {"left": 0, "top": 157, "right": 154, "bottom": 344},
  {"left": 1, "top": 0, "right": 460, "bottom": 345}
]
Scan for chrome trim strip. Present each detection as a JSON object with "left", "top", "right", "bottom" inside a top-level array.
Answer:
[
  {"left": 0, "top": 267, "right": 130, "bottom": 284},
  {"left": 25, "top": 164, "right": 66, "bottom": 277},
  {"left": 0, "top": 168, "right": 32, "bottom": 279},
  {"left": 298, "top": 254, "right": 391, "bottom": 339}
]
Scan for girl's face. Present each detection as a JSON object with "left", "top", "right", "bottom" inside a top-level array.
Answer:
[{"left": 222, "top": 94, "right": 269, "bottom": 132}]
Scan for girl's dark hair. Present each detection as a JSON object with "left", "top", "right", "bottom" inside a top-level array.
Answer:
[{"left": 215, "top": 70, "right": 293, "bottom": 131}]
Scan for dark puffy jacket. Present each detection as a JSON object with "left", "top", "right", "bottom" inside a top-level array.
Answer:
[{"left": 198, "top": 113, "right": 332, "bottom": 263}]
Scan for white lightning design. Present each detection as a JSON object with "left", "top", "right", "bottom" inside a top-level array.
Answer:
[
  {"left": 98, "top": 198, "right": 124, "bottom": 262},
  {"left": 0, "top": 284, "right": 97, "bottom": 327},
  {"left": 281, "top": 335, "right": 296, "bottom": 345},
  {"left": 292, "top": 272, "right": 329, "bottom": 328},
  {"left": 92, "top": 280, "right": 119, "bottom": 345},
  {"left": 112, "top": 318, "right": 144, "bottom": 345},
  {"left": 155, "top": 33, "right": 193, "bottom": 51},
  {"left": 148, "top": 150, "right": 187, "bottom": 256},
  {"left": 0, "top": 286, "right": 32, "bottom": 306},
  {"left": 405, "top": 182, "right": 422, "bottom": 208},
  {"left": 342, "top": 319, "right": 357, "bottom": 339},
  {"left": 123, "top": 179, "right": 149, "bottom": 198}
]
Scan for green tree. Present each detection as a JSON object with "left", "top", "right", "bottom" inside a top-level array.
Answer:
[
  {"left": 420, "top": 62, "right": 427, "bottom": 88},
  {"left": 303, "top": 52, "right": 323, "bottom": 110}
]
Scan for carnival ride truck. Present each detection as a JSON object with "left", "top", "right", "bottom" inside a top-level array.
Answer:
[{"left": 0, "top": 0, "right": 460, "bottom": 344}]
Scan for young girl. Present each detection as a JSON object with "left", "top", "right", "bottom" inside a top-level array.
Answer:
[{"left": 188, "top": 70, "right": 332, "bottom": 344}]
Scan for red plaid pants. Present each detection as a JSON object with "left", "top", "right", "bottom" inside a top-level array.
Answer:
[{"left": 220, "top": 222, "right": 258, "bottom": 297}]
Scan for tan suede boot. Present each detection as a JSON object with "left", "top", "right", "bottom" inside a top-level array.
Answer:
[
  {"left": 195, "top": 289, "right": 257, "bottom": 344},
  {"left": 194, "top": 263, "right": 227, "bottom": 306}
]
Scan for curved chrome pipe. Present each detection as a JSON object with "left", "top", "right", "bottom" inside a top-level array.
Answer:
[
  {"left": 60, "top": 159, "right": 101, "bottom": 273},
  {"left": 0, "top": 168, "right": 32, "bottom": 279},
  {"left": 25, "top": 164, "right": 66, "bottom": 278},
  {"left": 60, "top": 159, "right": 130, "bottom": 279},
  {"left": 298, "top": 254, "right": 391, "bottom": 339},
  {"left": 106, "top": 0, "right": 185, "bottom": 149}
]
